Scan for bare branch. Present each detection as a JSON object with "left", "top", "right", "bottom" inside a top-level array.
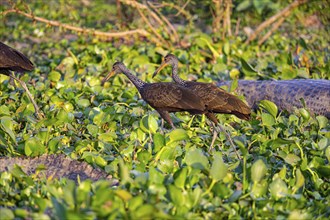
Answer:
[
  {"left": 258, "top": 16, "right": 286, "bottom": 45},
  {"left": 175, "top": 0, "right": 191, "bottom": 16},
  {"left": 224, "top": 0, "right": 232, "bottom": 37},
  {"left": 148, "top": 2, "right": 179, "bottom": 44},
  {"left": 120, "top": 0, "right": 170, "bottom": 45},
  {"left": 1, "top": 9, "right": 150, "bottom": 39},
  {"left": 245, "top": 0, "right": 308, "bottom": 44}
]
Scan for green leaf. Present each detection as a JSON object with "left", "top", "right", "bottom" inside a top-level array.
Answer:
[
  {"left": 236, "top": 0, "right": 252, "bottom": 12},
  {"left": 223, "top": 41, "right": 230, "bottom": 55},
  {"left": 128, "top": 196, "right": 144, "bottom": 211},
  {"left": 229, "top": 69, "right": 240, "bottom": 80},
  {"left": 281, "top": 66, "right": 297, "bottom": 79},
  {"left": 168, "top": 185, "right": 184, "bottom": 206},
  {"left": 149, "top": 167, "right": 164, "bottom": 184},
  {"left": 210, "top": 152, "right": 228, "bottom": 182},
  {"left": 293, "top": 169, "right": 305, "bottom": 192},
  {"left": 251, "top": 159, "right": 267, "bottom": 183},
  {"left": 24, "top": 137, "right": 45, "bottom": 156},
  {"left": 10, "top": 165, "right": 27, "bottom": 178},
  {"left": 240, "top": 58, "right": 258, "bottom": 76},
  {"left": 14, "top": 208, "right": 29, "bottom": 218},
  {"left": 253, "top": 0, "right": 266, "bottom": 14},
  {"left": 119, "top": 159, "right": 131, "bottom": 184},
  {"left": 261, "top": 113, "right": 275, "bottom": 127},
  {"left": 260, "top": 100, "right": 278, "bottom": 118},
  {"left": 316, "top": 115, "right": 328, "bottom": 129},
  {"left": 77, "top": 99, "right": 91, "bottom": 108},
  {"left": 98, "top": 132, "right": 117, "bottom": 142},
  {"left": 87, "top": 124, "right": 99, "bottom": 137},
  {"left": 284, "top": 154, "right": 301, "bottom": 165},
  {"left": 299, "top": 108, "right": 310, "bottom": 121},
  {"left": 269, "top": 177, "right": 288, "bottom": 200},
  {"left": 0, "top": 116, "right": 16, "bottom": 143},
  {"left": 48, "top": 71, "right": 62, "bottom": 82},
  {"left": 95, "top": 155, "right": 107, "bottom": 167},
  {"left": 167, "top": 129, "right": 188, "bottom": 144},
  {"left": 174, "top": 167, "right": 188, "bottom": 189},
  {"left": 251, "top": 181, "right": 268, "bottom": 198},
  {"left": 185, "top": 148, "right": 209, "bottom": 170},
  {"left": 0, "top": 105, "right": 10, "bottom": 116},
  {"left": 134, "top": 204, "right": 155, "bottom": 219},
  {"left": 115, "top": 189, "right": 132, "bottom": 202},
  {"left": 0, "top": 208, "right": 14, "bottom": 220},
  {"left": 153, "top": 133, "right": 165, "bottom": 152},
  {"left": 326, "top": 147, "right": 330, "bottom": 162},
  {"left": 140, "top": 115, "right": 158, "bottom": 134}
]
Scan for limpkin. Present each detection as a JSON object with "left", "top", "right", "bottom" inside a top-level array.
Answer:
[
  {"left": 153, "top": 54, "right": 251, "bottom": 152},
  {"left": 102, "top": 61, "right": 206, "bottom": 129},
  {"left": 0, "top": 41, "right": 43, "bottom": 119}
]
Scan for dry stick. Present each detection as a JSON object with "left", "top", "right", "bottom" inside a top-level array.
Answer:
[
  {"left": 212, "top": 0, "right": 223, "bottom": 34},
  {"left": 258, "top": 16, "right": 286, "bottom": 45},
  {"left": 245, "top": 0, "right": 308, "bottom": 44},
  {"left": 148, "top": 2, "right": 179, "bottom": 43},
  {"left": 175, "top": 0, "right": 191, "bottom": 16},
  {"left": 134, "top": 4, "right": 170, "bottom": 47},
  {"left": 9, "top": 73, "right": 44, "bottom": 119},
  {"left": 1, "top": 9, "right": 150, "bottom": 39},
  {"left": 155, "top": 2, "right": 192, "bottom": 20},
  {"left": 121, "top": 0, "right": 171, "bottom": 45},
  {"left": 120, "top": 0, "right": 166, "bottom": 29},
  {"left": 235, "top": 17, "right": 241, "bottom": 36},
  {"left": 116, "top": 0, "right": 123, "bottom": 25},
  {"left": 224, "top": 0, "right": 232, "bottom": 37}
]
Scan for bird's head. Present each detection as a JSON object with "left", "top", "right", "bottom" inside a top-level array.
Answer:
[
  {"left": 102, "top": 61, "right": 127, "bottom": 84},
  {"left": 152, "top": 54, "right": 178, "bottom": 78}
]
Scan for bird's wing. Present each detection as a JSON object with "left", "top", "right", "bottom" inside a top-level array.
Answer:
[
  {"left": 188, "top": 82, "right": 229, "bottom": 106},
  {"left": 188, "top": 82, "right": 251, "bottom": 118},
  {"left": 141, "top": 83, "right": 205, "bottom": 112},
  {"left": 0, "top": 42, "right": 34, "bottom": 71}
]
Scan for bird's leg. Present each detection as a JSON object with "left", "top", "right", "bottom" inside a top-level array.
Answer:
[
  {"left": 205, "top": 112, "right": 220, "bottom": 152},
  {"left": 160, "top": 118, "right": 165, "bottom": 134},
  {"left": 209, "top": 123, "right": 218, "bottom": 153},
  {"left": 157, "top": 110, "right": 176, "bottom": 130},
  {"left": 215, "top": 124, "right": 241, "bottom": 159},
  {"left": 205, "top": 112, "right": 240, "bottom": 159},
  {"left": 9, "top": 73, "right": 44, "bottom": 119}
]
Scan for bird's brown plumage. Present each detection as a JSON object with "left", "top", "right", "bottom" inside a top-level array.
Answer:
[
  {"left": 0, "top": 42, "right": 34, "bottom": 73},
  {"left": 153, "top": 54, "right": 251, "bottom": 123},
  {"left": 102, "top": 62, "right": 206, "bottom": 129},
  {"left": 0, "top": 41, "right": 42, "bottom": 119}
]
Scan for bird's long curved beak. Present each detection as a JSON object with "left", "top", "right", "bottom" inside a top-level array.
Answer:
[
  {"left": 101, "top": 70, "right": 115, "bottom": 85},
  {"left": 152, "top": 62, "right": 169, "bottom": 78}
]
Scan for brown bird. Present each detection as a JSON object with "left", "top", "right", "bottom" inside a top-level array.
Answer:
[
  {"left": 153, "top": 54, "right": 251, "bottom": 152},
  {"left": 102, "top": 62, "right": 206, "bottom": 129},
  {"left": 0, "top": 41, "right": 43, "bottom": 119}
]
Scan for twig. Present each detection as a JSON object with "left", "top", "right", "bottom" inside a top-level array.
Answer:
[
  {"left": 120, "top": 0, "right": 170, "bottom": 46},
  {"left": 235, "top": 17, "right": 241, "bottom": 36},
  {"left": 120, "top": 0, "right": 164, "bottom": 27},
  {"left": 1, "top": 9, "right": 150, "bottom": 39},
  {"left": 134, "top": 5, "right": 169, "bottom": 46},
  {"left": 258, "top": 16, "right": 286, "bottom": 45},
  {"left": 212, "top": 0, "right": 223, "bottom": 34},
  {"left": 150, "top": 2, "right": 192, "bottom": 20},
  {"left": 224, "top": 0, "right": 232, "bottom": 37},
  {"left": 147, "top": 2, "right": 179, "bottom": 43},
  {"left": 245, "top": 0, "right": 308, "bottom": 44},
  {"left": 175, "top": 0, "right": 191, "bottom": 16}
]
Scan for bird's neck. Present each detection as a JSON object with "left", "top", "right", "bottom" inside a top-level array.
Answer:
[
  {"left": 122, "top": 68, "right": 145, "bottom": 89},
  {"left": 172, "top": 63, "right": 187, "bottom": 86}
]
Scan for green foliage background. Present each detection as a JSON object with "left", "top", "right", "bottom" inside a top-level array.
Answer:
[{"left": 0, "top": 0, "right": 329, "bottom": 219}]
